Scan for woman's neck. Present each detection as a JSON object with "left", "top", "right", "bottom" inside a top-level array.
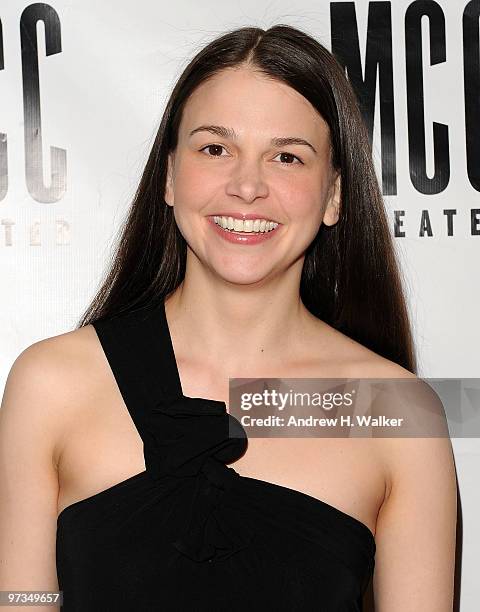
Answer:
[{"left": 164, "top": 279, "right": 324, "bottom": 375}]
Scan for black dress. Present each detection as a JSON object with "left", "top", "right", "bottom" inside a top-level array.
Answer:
[{"left": 56, "top": 300, "right": 376, "bottom": 611}]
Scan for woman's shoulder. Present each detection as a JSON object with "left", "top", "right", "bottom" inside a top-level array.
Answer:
[
  {"left": 7, "top": 324, "right": 99, "bottom": 384},
  {"left": 3, "top": 325, "right": 105, "bottom": 465},
  {"left": 320, "top": 324, "right": 454, "bottom": 510},
  {"left": 308, "top": 314, "right": 416, "bottom": 380},
  {"left": 307, "top": 317, "right": 432, "bottom": 486},
  {"left": 13, "top": 324, "right": 102, "bottom": 383}
]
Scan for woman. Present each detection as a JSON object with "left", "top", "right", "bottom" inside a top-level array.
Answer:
[{"left": 0, "top": 24, "right": 457, "bottom": 611}]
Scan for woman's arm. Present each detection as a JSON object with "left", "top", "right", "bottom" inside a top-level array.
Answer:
[
  {"left": 373, "top": 434, "right": 457, "bottom": 611},
  {"left": 0, "top": 342, "right": 64, "bottom": 611}
]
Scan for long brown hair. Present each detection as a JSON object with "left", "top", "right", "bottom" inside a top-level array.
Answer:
[{"left": 77, "top": 24, "right": 417, "bottom": 374}]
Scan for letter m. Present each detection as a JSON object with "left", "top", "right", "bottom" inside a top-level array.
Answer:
[{"left": 331, "top": 2, "right": 396, "bottom": 194}]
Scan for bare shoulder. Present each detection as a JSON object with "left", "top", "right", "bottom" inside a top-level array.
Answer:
[
  {"left": 0, "top": 325, "right": 104, "bottom": 591},
  {"left": 8, "top": 323, "right": 98, "bottom": 368},
  {"left": 2, "top": 324, "right": 102, "bottom": 466},
  {"left": 309, "top": 317, "right": 450, "bottom": 491},
  {"left": 339, "top": 338, "right": 453, "bottom": 502},
  {"left": 307, "top": 314, "right": 416, "bottom": 378},
  {"left": 6, "top": 324, "right": 100, "bottom": 392},
  {"left": 319, "top": 323, "right": 458, "bottom": 604},
  {"left": 366, "top": 377, "right": 457, "bottom": 607},
  {"left": 323, "top": 325, "right": 457, "bottom": 559}
]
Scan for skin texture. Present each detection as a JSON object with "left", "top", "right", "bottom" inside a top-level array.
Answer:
[
  {"left": 0, "top": 65, "right": 457, "bottom": 611},
  {"left": 165, "top": 66, "right": 341, "bottom": 291}
]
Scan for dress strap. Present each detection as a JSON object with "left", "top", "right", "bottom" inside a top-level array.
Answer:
[
  {"left": 92, "top": 301, "right": 250, "bottom": 563},
  {"left": 92, "top": 301, "right": 183, "bottom": 436}
]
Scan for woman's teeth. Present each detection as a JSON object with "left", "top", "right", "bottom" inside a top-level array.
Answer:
[{"left": 213, "top": 216, "right": 279, "bottom": 233}]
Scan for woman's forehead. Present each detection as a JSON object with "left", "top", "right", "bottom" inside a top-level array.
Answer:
[{"left": 180, "top": 68, "right": 330, "bottom": 145}]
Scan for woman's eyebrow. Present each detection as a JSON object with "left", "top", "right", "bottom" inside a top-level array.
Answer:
[{"left": 188, "top": 124, "right": 317, "bottom": 154}]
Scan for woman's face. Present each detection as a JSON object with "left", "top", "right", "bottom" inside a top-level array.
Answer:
[{"left": 164, "top": 65, "right": 341, "bottom": 286}]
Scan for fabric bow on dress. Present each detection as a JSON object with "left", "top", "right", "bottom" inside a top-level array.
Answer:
[{"left": 142, "top": 394, "right": 255, "bottom": 563}]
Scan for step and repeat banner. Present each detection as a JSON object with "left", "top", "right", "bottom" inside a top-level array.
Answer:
[{"left": 1, "top": 1, "right": 479, "bottom": 608}]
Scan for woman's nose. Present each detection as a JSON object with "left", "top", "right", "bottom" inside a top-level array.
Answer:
[{"left": 224, "top": 157, "right": 269, "bottom": 202}]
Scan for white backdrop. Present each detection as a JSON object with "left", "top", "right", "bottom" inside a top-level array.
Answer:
[{"left": 1, "top": 1, "right": 478, "bottom": 608}]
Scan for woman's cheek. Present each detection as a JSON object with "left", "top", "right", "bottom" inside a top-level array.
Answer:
[{"left": 175, "top": 165, "right": 220, "bottom": 208}]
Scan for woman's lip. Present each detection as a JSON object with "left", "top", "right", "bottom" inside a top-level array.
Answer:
[
  {"left": 209, "top": 213, "right": 279, "bottom": 222},
  {"left": 207, "top": 216, "right": 281, "bottom": 245}
]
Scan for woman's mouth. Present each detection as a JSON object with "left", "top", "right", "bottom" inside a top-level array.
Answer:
[{"left": 207, "top": 215, "right": 281, "bottom": 244}]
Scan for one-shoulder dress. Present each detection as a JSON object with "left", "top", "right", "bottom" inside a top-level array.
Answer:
[{"left": 56, "top": 300, "right": 376, "bottom": 611}]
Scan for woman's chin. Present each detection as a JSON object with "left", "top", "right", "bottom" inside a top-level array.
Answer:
[{"left": 212, "top": 268, "right": 277, "bottom": 287}]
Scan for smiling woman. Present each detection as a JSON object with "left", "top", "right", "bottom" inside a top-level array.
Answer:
[
  {"left": 164, "top": 68, "right": 340, "bottom": 261},
  {"left": 0, "top": 23, "right": 456, "bottom": 612}
]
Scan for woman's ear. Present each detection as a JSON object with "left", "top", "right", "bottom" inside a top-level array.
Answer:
[
  {"left": 323, "top": 172, "right": 341, "bottom": 227},
  {"left": 164, "top": 153, "right": 175, "bottom": 207}
]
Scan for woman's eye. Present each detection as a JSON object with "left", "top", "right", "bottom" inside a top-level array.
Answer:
[
  {"left": 199, "top": 144, "right": 228, "bottom": 157},
  {"left": 198, "top": 145, "right": 303, "bottom": 165},
  {"left": 274, "top": 152, "right": 303, "bottom": 165}
]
